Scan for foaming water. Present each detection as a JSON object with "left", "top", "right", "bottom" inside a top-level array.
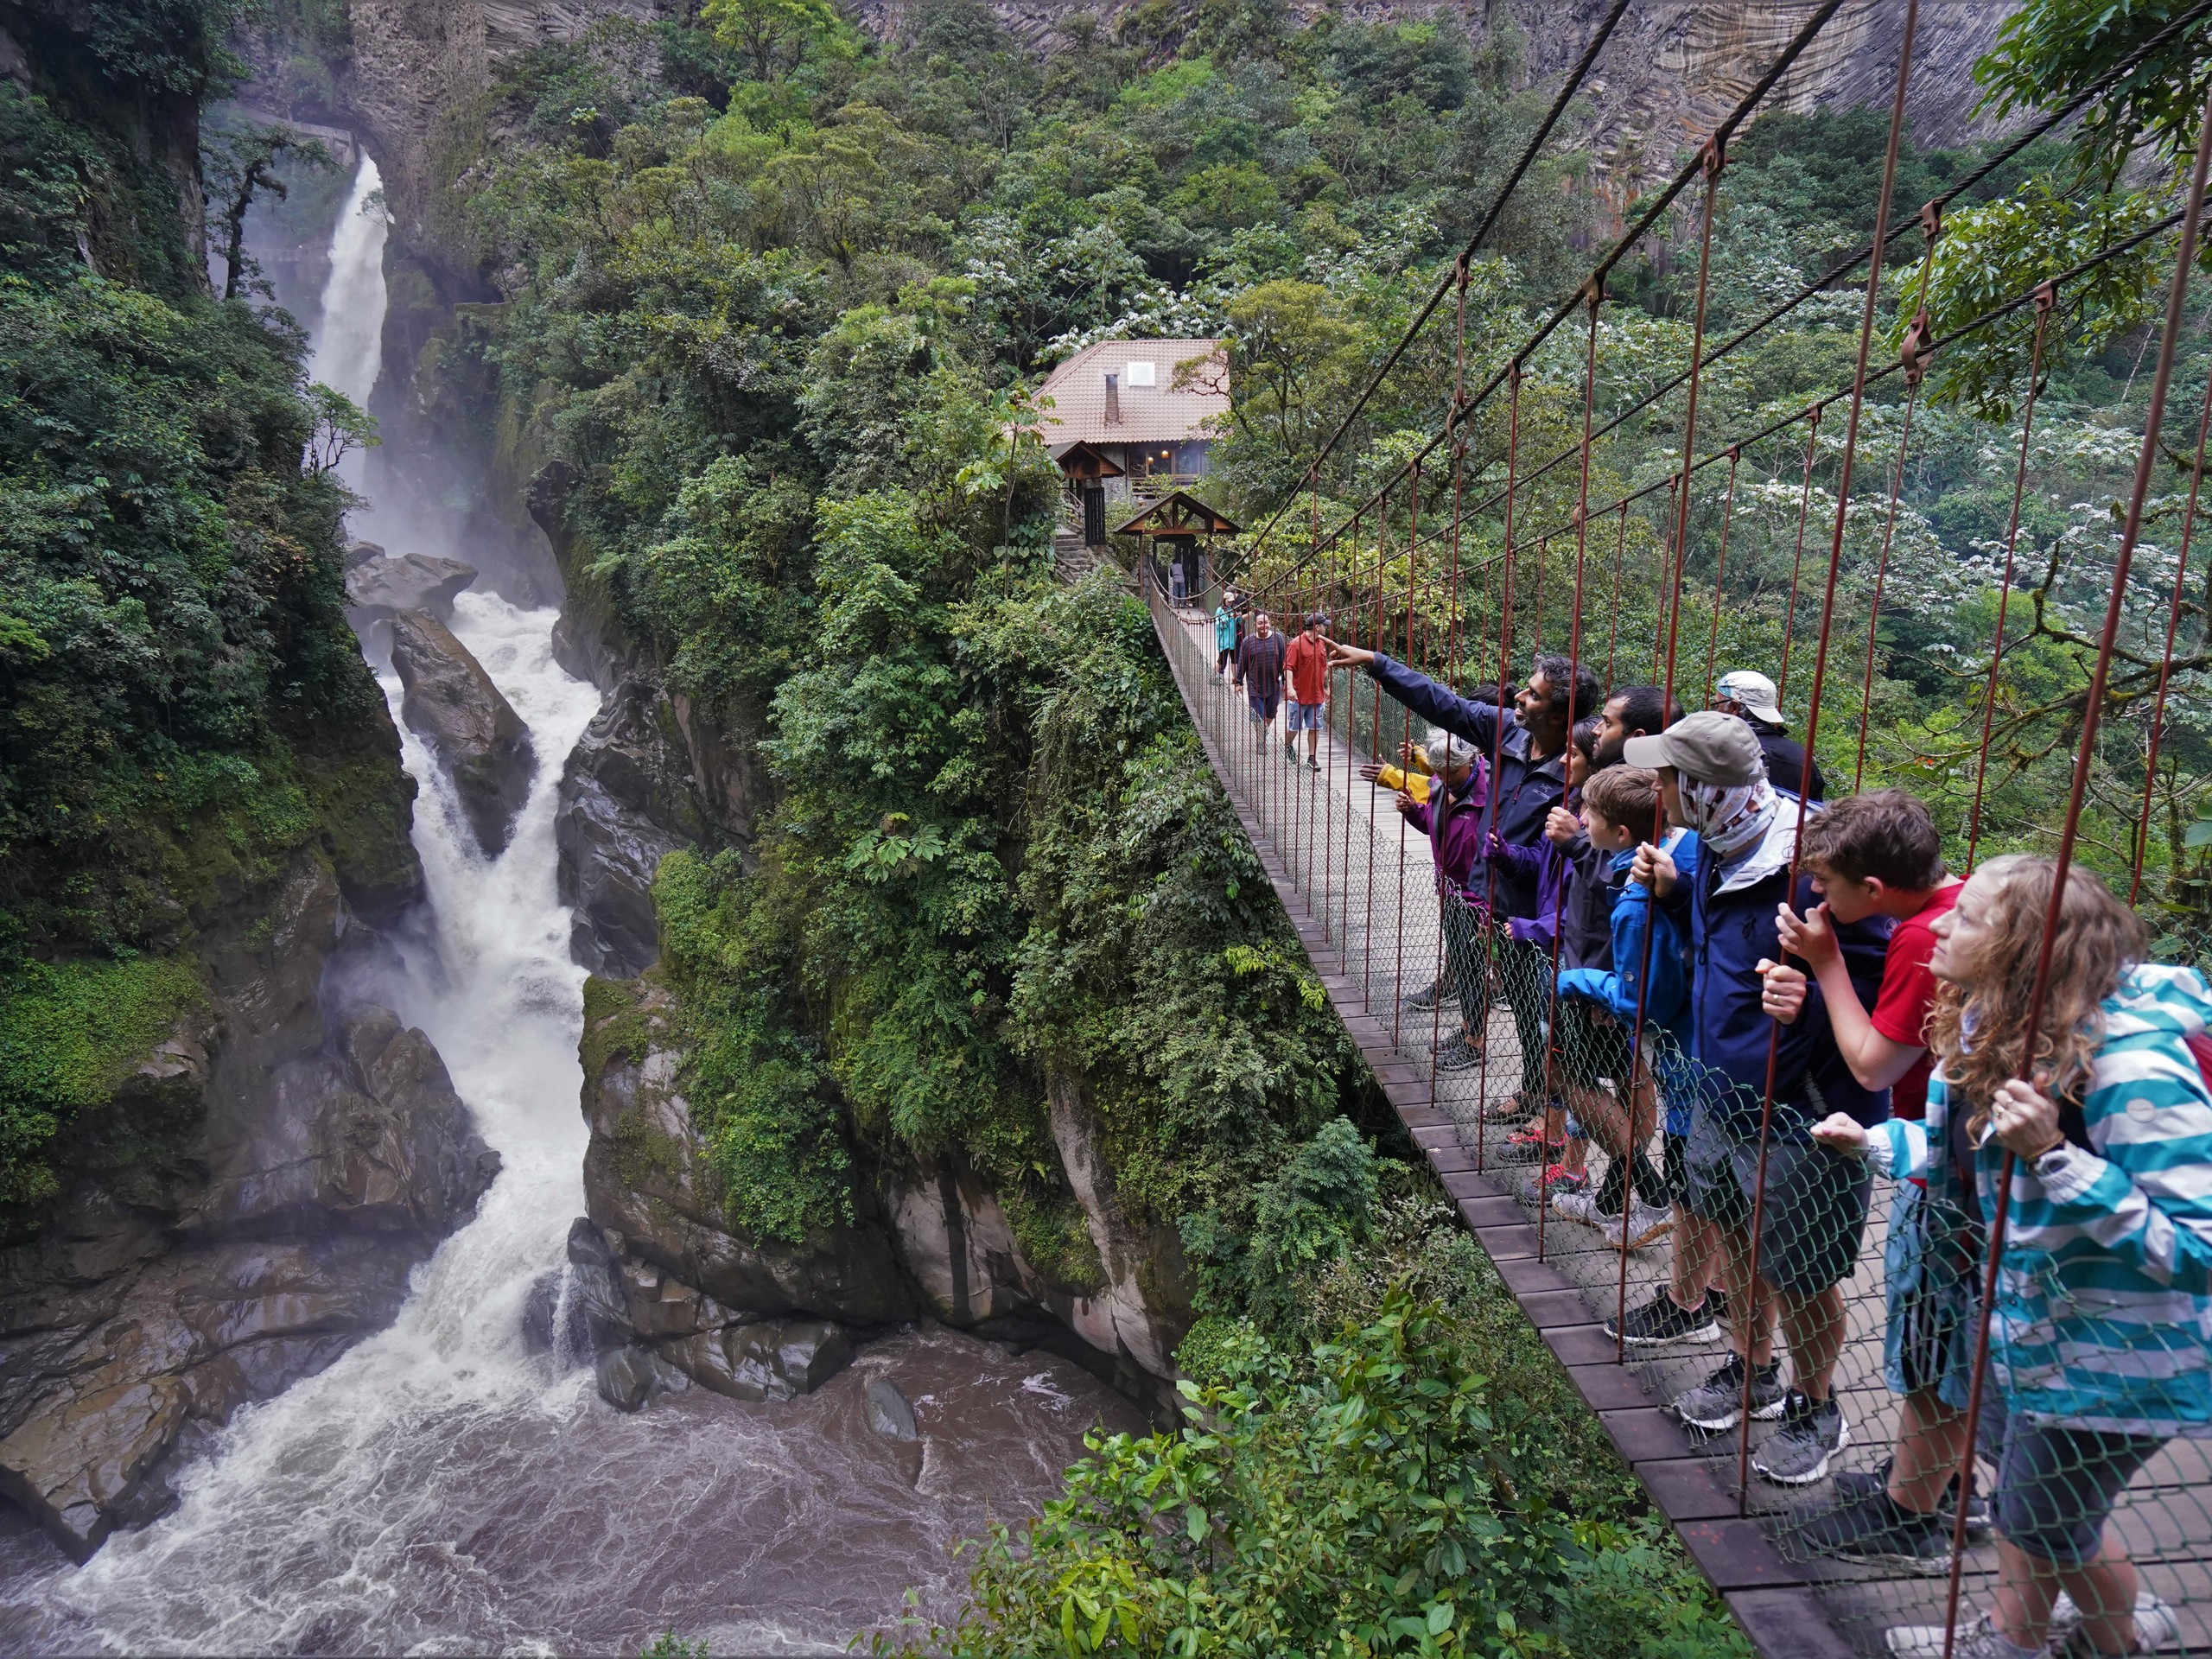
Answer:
[
  {"left": 0, "top": 160, "right": 1140, "bottom": 1654},
  {"left": 0, "top": 594, "right": 1141, "bottom": 1654}
]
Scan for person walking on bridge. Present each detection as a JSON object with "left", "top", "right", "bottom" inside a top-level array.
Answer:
[
  {"left": 1282, "top": 613, "right": 1332, "bottom": 772},
  {"left": 1235, "top": 612, "right": 1288, "bottom": 745}
]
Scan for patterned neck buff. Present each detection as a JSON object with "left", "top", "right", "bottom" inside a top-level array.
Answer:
[{"left": 1679, "top": 772, "right": 1777, "bottom": 865}]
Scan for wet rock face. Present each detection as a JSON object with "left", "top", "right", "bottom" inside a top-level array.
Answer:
[
  {"left": 387, "top": 608, "right": 537, "bottom": 856},
  {"left": 345, "top": 540, "right": 478, "bottom": 620},
  {"left": 0, "top": 859, "right": 499, "bottom": 1562},
  {"left": 556, "top": 677, "right": 704, "bottom": 977},
  {"left": 578, "top": 978, "right": 918, "bottom": 1328},
  {"left": 566, "top": 1219, "right": 858, "bottom": 1410},
  {"left": 568, "top": 977, "right": 932, "bottom": 1412}
]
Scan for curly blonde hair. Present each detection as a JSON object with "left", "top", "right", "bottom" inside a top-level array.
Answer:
[{"left": 1927, "top": 854, "right": 2146, "bottom": 1136}]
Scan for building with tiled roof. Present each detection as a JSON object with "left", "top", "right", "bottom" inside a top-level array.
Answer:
[{"left": 1034, "top": 338, "right": 1228, "bottom": 496}]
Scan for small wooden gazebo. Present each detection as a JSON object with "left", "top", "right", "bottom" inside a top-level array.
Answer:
[{"left": 1112, "top": 489, "right": 1241, "bottom": 603}]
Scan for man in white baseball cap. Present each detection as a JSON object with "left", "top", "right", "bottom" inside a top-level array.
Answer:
[{"left": 1713, "top": 669, "right": 1825, "bottom": 802}]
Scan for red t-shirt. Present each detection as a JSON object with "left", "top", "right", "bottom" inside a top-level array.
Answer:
[
  {"left": 1869, "top": 882, "right": 1961, "bottom": 1122},
  {"left": 1283, "top": 633, "right": 1331, "bottom": 705}
]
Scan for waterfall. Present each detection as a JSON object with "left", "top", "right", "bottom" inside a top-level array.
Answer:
[
  {"left": 0, "top": 138, "right": 1136, "bottom": 1659},
  {"left": 305, "top": 156, "right": 389, "bottom": 411}
]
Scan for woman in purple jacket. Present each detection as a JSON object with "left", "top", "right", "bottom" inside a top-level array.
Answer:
[{"left": 1396, "top": 729, "right": 1489, "bottom": 1071}]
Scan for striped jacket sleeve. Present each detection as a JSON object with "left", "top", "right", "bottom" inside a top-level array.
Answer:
[
  {"left": 2023, "top": 966, "right": 2212, "bottom": 1293},
  {"left": 1865, "top": 1117, "right": 1928, "bottom": 1181}
]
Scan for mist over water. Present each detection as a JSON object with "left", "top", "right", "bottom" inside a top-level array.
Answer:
[{"left": 0, "top": 139, "right": 1137, "bottom": 1656}]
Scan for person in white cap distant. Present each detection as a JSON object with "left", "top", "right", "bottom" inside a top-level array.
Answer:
[{"left": 1714, "top": 670, "right": 1826, "bottom": 803}]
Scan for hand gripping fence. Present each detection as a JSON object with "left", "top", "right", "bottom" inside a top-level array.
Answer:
[{"left": 1142, "top": 5, "right": 2212, "bottom": 1650}]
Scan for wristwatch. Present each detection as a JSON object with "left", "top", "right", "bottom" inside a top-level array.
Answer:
[{"left": 2030, "top": 1142, "right": 2076, "bottom": 1180}]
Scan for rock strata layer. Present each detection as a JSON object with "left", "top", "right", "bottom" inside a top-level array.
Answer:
[{"left": 388, "top": 608, "right": 537, "bottom": 856}]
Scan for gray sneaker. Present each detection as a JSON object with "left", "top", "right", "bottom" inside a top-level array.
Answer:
[
  {"left": 1671, "top": 1354, "right": 1786, "bottom": 1432},
  {"left": 1753, "top": 1389, "right": 1849, "bottom": 1485},
  {"left": 1403, "top": 980, "right": 1442, "bottom": 1013},
  {"left": 1434, "top": 1035, "right": 1483, "bottom": 1072}
]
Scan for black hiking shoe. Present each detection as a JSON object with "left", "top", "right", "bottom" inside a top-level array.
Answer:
[{"left": 1604, "top": 1287, "right": 1721, "bottom": 1346}]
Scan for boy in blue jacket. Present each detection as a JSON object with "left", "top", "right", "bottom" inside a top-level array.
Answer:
[
  {"left": 1624, "top": 712, "right": 1891, "bottom": 1486},
  {"left": 1549, "top": 766, "right": 1728, "bottom": 1339}
]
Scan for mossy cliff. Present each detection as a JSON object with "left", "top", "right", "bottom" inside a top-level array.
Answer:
[{"left": 0, "top": 3, "right": 495, "bottom": 1561}]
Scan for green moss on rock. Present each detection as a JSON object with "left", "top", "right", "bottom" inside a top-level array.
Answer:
[{"left": 0, "top": 956, "right": 204, "bottom": 1205}]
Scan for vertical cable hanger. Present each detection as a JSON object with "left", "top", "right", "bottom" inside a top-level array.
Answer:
[
  {"left": 1965, "top": 284, "right": 2058, "bottom": 872},
  {"left": 1391, "top": 463, "right": 1422, "bottom": 1049},
  {"left": 1703, "top": 446, "right": 1743, "bottom": 709},
  {"left": 2129, "top": 366, "right": 2212, "bottom": 902},
  {"left": 1433, "top": 257, "right": 1475, "bottom": 1083},
  {"left": 1538, "top": 278, "right": 1606, "bottom": 1262},
  {"left": 1605, "top": 500, "right": 1630, "bottom": 690},
  {"left": 1775, "top": 407, "right": 1823, "bottom": 711},
  {"left": 1477, "top": 363, "right": 1525, "bottom": 1172},
  {"left": 1852, "top": 202, "right": 1945, "bottom": 791},
  {"left": 1739, "top": 0, "right": 1919, "bottom": 1510}
]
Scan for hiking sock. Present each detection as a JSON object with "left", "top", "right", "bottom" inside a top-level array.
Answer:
[
  {"left": 1628, "top": 1149, "right": 1666, "bottom": 1207},
  {"left": 1596, "top": 1162, "right": 1626, "bottom": 1215}
]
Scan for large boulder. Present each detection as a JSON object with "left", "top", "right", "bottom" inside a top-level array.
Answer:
[
  {"left": 387, "top": 609, "right": 536, "bottom": 856},
  {"left": 578, "top": 977, "right": 918, "bottom": 1327},
  {"left": 344, "top": 543, "right": 477, "bottom": 620},
  {"left": 565, "top": 1220, "right": 856, "bottom": 1409},
  {"left": 348, "top": 553, "right": 476, "bottom": 620}
]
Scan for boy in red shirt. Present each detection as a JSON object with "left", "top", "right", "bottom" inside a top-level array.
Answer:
[
  {"left": 1758, "top": 790, "right": 1972, "bottom": 1564},
  {"left": 1281, "top": 613, "right": 1332, "bottom": 772}
]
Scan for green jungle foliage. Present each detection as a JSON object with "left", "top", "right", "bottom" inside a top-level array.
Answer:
[
  {"left": 0, "top": 6, "right": 397, "bottom": 1207},
  {"left": 0, "top": 954, "right": 204, "bottom": 1205},
  {"left": 427, "top": 1, "right": 2212, "bottom": 1643}
]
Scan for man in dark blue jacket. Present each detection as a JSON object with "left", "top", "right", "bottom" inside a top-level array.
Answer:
[
  {"left": 1624, "top": 712, "right": 1890, "bottom": 1486},
  {"left": 1325, "top": 641, "right": 1599, "bottom": 1112}
]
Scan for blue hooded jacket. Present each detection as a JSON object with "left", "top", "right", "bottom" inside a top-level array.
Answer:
[{"left": 1555, "top": 838, "right": 1693, "bottom": 1039}]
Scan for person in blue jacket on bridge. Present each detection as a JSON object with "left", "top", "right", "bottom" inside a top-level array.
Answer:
[{"left": 1624, "top": 710, "right": 1892, "bottom": 1487}]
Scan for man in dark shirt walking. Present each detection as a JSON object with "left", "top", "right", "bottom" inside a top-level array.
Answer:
[
  {"left": 1714, "top": 670, "right": 1825, "bottom": 801},
  {"left": 1234, "top": 613, "right": 1289, "bottom": 745}
]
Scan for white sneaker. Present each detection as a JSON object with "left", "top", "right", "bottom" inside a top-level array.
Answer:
[
  {"left": 2051, "top": 1587, "right": 2177, "bottom": 1656},
  {"left": 1610, "top": 1198, "right": 1674, "bottom": 1252},
  {"left": 1890, "top": 1591, "right": 2177, "bottom": 1659}
]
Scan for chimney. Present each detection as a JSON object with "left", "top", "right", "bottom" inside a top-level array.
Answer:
[{"left": 1103, "top": 372, "right": 1121, "bottom": 427}]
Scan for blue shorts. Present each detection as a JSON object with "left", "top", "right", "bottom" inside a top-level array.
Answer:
[
  {"left": 1284, "top": 700, "right": 1323, "bottom": 732},
  {"left": 1247, "top": 690, "right": 1280, "bottom": 722}
]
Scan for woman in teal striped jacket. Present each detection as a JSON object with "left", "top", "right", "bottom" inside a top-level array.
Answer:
[{"left": 1820, "top": 855, "right": 2211, "bottom": 1659}]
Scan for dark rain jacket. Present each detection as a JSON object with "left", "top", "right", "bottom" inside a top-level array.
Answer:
[
  {"left": 1364, "top": 653, "right": 1567, "bottom": 920},
  {"left": 1659, "top": 819, "right": 1893, "bottom": 1129}
]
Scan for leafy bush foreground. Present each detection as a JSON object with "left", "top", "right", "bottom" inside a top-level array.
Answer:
[{"left": 898, "top": 1196, "right": 1749, "bottom": 1659}]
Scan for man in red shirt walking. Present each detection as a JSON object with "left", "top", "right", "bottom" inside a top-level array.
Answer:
[{"left": 1281, "top": 613, "right": 1332, "bottom": 772}]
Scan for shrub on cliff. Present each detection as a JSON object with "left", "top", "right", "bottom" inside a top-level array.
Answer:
[{"left": 906, "top": 1287, "right": 1746, "bottom": 1659}]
